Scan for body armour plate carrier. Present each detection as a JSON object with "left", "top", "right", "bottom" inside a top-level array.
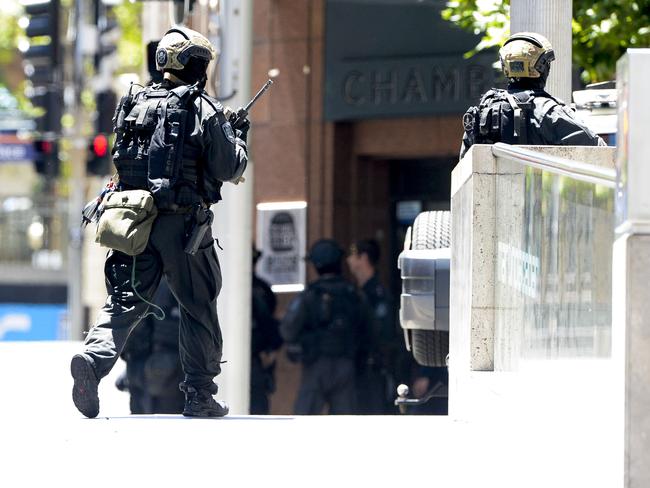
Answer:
[
  {"left": 463, "top": 88, "right": 557, "bottom": 147},
  {"left": 112, "top": 83, "right": 205, "bottom": 209},
  {"left": 300, "top": 282, "right": 360, "bottom": 364}
]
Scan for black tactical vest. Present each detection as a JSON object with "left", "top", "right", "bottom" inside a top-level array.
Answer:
[
  {"left": 300, "top": 280, "right": 360, "bottom": 363},
  {"left": 463, "top": 88, "right": 540, "bottom": 146},
  {"left": 112, "top": 83, "right": 205, "bottom": 209}
]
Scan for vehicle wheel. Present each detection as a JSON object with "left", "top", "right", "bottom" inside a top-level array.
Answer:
[
  {"left": 411, "top": 330, "right": 449, "bottom": 368},
  {"left": 409, "top": 210, "right": 451, "bottom": 367},
  {"left": 411, "top": 210, "right": 450, "bottom": 250}
]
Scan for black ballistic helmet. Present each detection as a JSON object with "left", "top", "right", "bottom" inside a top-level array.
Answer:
[{"left": 307, "top": 239, "right": 344, "bottom": 272}]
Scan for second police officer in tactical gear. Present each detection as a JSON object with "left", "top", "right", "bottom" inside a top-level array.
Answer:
[
  {"left": 280, "top": 239, "right": 370, "bottom": 415},
  {"left": 460, "top": 31, "right": 605, "bottom": 159},
  {"left": 70, "top": 26, "right": 248, "bottom": 418},
  {"left": 347, "top": 239, "right": 398, "bottom": 414}
]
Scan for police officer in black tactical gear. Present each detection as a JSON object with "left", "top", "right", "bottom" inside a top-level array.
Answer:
[
  {"left": 460, "top": 32, "right": 605, "bottom": 159},
  {"left": 280, "top": 239, "right": 370, "bottom": 415},
  {"left": 70, "top": 26, "right": 248, "bottom": 418},
  {"left": 347, "top": 239, "right": 398, "bottom": 414},
  {"left": 250, "top": 248, "right": 282, "bottom": 415}
]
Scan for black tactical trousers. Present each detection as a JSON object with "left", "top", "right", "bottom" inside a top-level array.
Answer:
[
  {"left": 82, "top": 213, "right": 223, "bottom": 391},
  {"left": 294, "top": 357, "right": 356, "bottom": 415}
]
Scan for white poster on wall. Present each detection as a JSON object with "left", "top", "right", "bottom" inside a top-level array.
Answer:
[{"left": 256, "top": 201, "right": 307, "bottom": 293}]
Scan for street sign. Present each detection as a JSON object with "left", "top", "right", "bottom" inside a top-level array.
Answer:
[
  {"left": 0, "top": 134, "right": 36, "bottom": 162},
  {"left": 0, "top": 143, "right": 36, "bottom": 162},
  {"left": 324, "top": 0, "right": 499, "bottom": 121},
  {"left": 256, "top": 202, "right": 307, "bottom": 293}
]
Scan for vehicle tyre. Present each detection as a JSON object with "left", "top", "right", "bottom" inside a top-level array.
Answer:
[
  {"left": 409, "top": 210, "right": 451, "bottom": 367},
  {"left": 411, "top": 210, "right": 450, "bottom": 250},
  {"left": 411, "top": 329, "right": 449, "bottom": 368}
]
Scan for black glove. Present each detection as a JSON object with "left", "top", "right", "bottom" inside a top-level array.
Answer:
[
  {"left": 229, "top": 112, "right": 250, "bottom": 142},
  {"left": 235, "top": 119, "right": 250, "bottom": 143}
]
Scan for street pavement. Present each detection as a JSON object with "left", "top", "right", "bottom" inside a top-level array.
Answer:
[{"left": 0, "top": 341, "right": 619, "bottom": 488}]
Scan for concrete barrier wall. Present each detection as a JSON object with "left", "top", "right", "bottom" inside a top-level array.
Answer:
[{"left": 448, "top": 144, "right": 617, "bottom": 422}]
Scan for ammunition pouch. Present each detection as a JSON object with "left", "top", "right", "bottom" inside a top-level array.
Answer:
[{"left": 96, "top": 190, "right": 158, "bottom": 256}]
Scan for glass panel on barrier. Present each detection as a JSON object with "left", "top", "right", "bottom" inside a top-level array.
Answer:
[{"left": 494, "top": 163, "right": 614, "bottom": 370}]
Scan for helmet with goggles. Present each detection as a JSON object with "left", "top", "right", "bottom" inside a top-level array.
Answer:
[
  {"left": 155, "top": 26, "right": 216, "bottom": 73},
  {"left": 499, "top": 32, "right": 555, "bottom": 82}
]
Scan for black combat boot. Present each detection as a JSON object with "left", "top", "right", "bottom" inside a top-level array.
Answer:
[
  {"left": 179, "top": 382, "right": 229, "bottom": 418},
  {"left": 71, "top": 354, "right": 100, "bottom": 418}
]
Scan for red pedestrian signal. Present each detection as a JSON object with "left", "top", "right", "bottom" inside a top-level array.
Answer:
[
  {"left": 34, "top": 140, "right": 53, "bottom": 154},
  {"left": 32, "top": 139, "right": 58, "bottom": 175},
  {"left": 93, "top": 134, "right": 108, "bottom": 158},
  {"left": 87, "top": 133, "right": 112, "bottom": 176}
]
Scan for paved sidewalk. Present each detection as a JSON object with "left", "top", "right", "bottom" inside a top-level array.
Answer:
[{"left": 0, "top": 342, "right": 619, "bottom": 488}]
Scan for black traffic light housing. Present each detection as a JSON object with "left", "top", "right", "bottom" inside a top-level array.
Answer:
[
  {"left": 22, "top": 0, "right": 62, "bottom": 135},
  {"left": 87, "top": 133, "right": 112, "bottom": 176},
  {"left": 95, "top": 90, "right": 117, "bottom": 135},
  {"left": 33, "top": 139, "right": 60, "bottom": 176}
]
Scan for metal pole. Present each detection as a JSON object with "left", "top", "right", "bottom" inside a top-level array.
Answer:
[
  {"left": 212, "top": 0, "right": 253, "bottom": 415},
  {"left": 67, "top": 0, "right": 87, "bottom": 340},
  {"left": 142, "top": 1, "right": 173, "bottom": 47},
  {"left": 510, "top": 0, "right": 573, "bottom": 103}
]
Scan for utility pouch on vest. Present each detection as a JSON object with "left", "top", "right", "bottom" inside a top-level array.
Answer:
[
  {"left": 148, "top": 86, "right": 195, "bottom": 210},
  {"left": 95, "top": 190, "right": 158, "bottom": 256}
]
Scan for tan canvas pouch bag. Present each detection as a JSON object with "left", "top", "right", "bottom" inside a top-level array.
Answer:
[{"left": 96, "top": 190, "right": 158, "bottom": 256}]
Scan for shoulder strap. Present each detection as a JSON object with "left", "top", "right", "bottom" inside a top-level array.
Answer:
[
  {"left": 536, "top": 96, "right": 560, "bottom": 119},
  {"left": 504, "top": 92, "right": 524, "bottom": 140},
  {"left": 538, "top": 90, "right": 566, "bottom": 106},
  {"left": 199, "top": 92, "right": 224, "bottom": 113}
]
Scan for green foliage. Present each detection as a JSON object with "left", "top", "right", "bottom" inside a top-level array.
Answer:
[
  {"left": 0, "top": 4, "right": 23, "bottom": 76},
  {"left": 572, "top": 2, "right": 650, "bottom": 83},
  {"left": 113, "top": 1, "right": 143, "bottom": 73},
  {"left": 442, "top": 1, "right": 509, "bottom": 57},
  {"left": 442, "top": 0, "right": 650, "bottom": 83}
]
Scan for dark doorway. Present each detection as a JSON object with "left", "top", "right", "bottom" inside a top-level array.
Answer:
[
  {"left": 388, "top": 157, "right": 454, "bottom": 300},
  {"left": 333, "top": 154, "right": 455, "bottom": 413}
]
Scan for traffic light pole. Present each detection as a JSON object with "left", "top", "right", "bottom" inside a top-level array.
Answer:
[
  {"left": 67, "top": 139, "right": 87, "bottom": 341},
  {"left": 66, "top": 0, "right": 89, "bottom": 340}
]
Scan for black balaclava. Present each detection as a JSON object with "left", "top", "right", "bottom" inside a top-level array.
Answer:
[
  {"left": 508, "top": 60, "right": 551, "bottom": 91},
  {"left": 167, "top": 57, "right": 210, "bottom": 88}
]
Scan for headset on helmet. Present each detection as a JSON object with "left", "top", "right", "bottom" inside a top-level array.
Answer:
[
  {"left": 499, "top": 32, "right": 555, "bottom": 81},
  {"left": 155, "top": 26, "right": 216, "bottom": 73}
]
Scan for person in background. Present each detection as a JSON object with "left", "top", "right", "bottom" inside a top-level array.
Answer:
[
  {"left": 280, "top": 239, "right": 369, "bottom": 415},
  {"left": 347, "top": 239, "right": 399, "bottom": 414},
  {"left": 115, "top": 279, "right": 184, "bottom": 414},
  {"left": 250, "top": 248, "right": 283, "bottom": 414},
  {"left": 460, "top": 31, "right": 604, "bottom": 159}
]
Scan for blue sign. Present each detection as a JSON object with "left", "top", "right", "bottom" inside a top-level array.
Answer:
[
  {"left": 0, "top": 143, "right": 36, "bottom": 162},
  {"left": 0, "top": 304, "right": 68, "bottom": 341}
]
